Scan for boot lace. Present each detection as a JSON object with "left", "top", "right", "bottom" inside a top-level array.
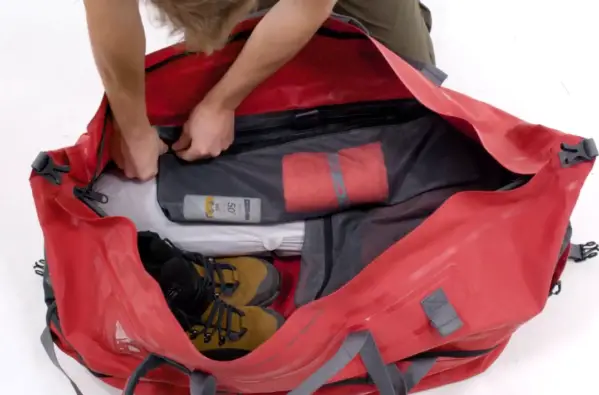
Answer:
[
  {"left": 164, "top": 239, "right": 240, "bottom": 296},
  {"left": 167, "top": 274, "right": 248, "bottom": 346},
  {"left": 162, "top": 240, "right": 246, "bottom": 345}
]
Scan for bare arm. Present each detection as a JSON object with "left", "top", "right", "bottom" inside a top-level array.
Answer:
[
  {"left": 83, "top": 0, "right": 149, "bottom": 136},
  {"left": 205, "top": 0, "right": 337, "bottom": 109}
]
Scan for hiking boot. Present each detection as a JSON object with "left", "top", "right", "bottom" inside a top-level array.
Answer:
[
  {"left": 202, "top": 256, "right": 281, "bottom": 307},
  {"left": 160, "top": 256, "right": 285, "bottom": 361},
  {"left": 137, "top": 231, "right": 280, "bottom": 307}
]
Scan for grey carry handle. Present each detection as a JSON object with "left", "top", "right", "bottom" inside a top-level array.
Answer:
[
  {"left": 43, "top": 330, "right": 217, "bottom": 395},
  {"left": 288, "top": 331, "right": 436, "bottom": 395},
  {"left": 123, "top": 354, "right": 216, "bottom": 395},
  {"left": 186, "top": 331, "right": 436, "bottom": 395}
]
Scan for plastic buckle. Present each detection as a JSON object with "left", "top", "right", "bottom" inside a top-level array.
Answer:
[
  {"left": 31, "top": 151, "right": 70, "bottom": 185},
  {"left": 559, "top": 138, "right": 598, "bottom": 168},
  {"left": 569, "top": 242, "right": 598, "bottom": 263}
]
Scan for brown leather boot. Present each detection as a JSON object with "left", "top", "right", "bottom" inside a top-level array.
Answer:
[
  {"left": 138, "top": 231, "right": 280, "bottom": 307},
  {"left": 197, "top": 256, "right": 281, "bottom": 307},
  {"left": 160, "top": 255, "right": 284, "bottom": 361}
]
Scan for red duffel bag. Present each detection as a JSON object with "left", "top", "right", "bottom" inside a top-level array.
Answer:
[{"left": 30, "top": 13, "right": 597, "bottom": 395}]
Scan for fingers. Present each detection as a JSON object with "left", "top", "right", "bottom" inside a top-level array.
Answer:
[
  {"left": 171, "top": 124, "right": 192, "bottom": 151},
  {"left": 176, "top": 145, "right": 220, "bottom": 162}
]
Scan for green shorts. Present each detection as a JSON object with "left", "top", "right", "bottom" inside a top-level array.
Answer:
[{"left": 257, "top": 0, "right": 435, "bottom": 65}]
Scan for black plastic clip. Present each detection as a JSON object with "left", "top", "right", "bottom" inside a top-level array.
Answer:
[
  {"left": 569, "top": 241, "right": 598, "bottom": 263},
  {"left": 559, "top": 138, "right": 598, "bottom": 168},
  {"left": 33, "top": 259, "right": 46, "bottom": 277},
  {"left": 31, "top": 152, "right": 70, "bottom": 185},
  {"left": 550, "top": 280, "right": 562, "bottom": 296}
]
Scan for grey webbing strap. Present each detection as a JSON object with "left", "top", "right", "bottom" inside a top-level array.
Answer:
[
  {"left": 190, "top": 372, "right": 217, "bottom": 395},
  {"left": 123, "top": 354, "right": 217, "bottom": 395},
  {"left": 289, "top": 331, "right": 436, "bottom": 395},
  {"left": 401, "top": 357, "right": 437, "bottom": 390},
  {"left": 123, "top": 354, "right": 165, "bottom": 395},
  {"left": 421, "top": 289, "right": 463, "bottom": 337},
  {"left": 41, "top": 326, "right": 83, "bottom": 395}
]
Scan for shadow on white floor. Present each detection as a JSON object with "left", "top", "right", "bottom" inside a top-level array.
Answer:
[{"left": 0, "top": 0, "right": 597, "bottom": 394}]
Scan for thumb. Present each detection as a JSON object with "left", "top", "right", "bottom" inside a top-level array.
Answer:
[
  {"left": 159, "top": 140, "right": 168, "bottom": 155},
  {"left": 176, "top": 146, "right": 201, "bottom": 162},
  {"left": 172, "top": 124, "right": 192, "bottom": 151}
]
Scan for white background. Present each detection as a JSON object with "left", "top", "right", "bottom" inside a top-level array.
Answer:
[{"left": 0, "top": 0, "right": 598, "bottom": 394}]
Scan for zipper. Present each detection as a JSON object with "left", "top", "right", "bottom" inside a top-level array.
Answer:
[
  {"left": 159, "top": 99, "right": 431, "bottom": 159},
  {"left": 222, "top": 99, "right": 430, "bottom": 156}
]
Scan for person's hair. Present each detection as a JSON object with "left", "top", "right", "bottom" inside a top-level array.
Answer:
[{"left": 148, "top": 0, "right": 258, "bottom": 54}]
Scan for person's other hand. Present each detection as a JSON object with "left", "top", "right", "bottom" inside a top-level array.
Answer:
[
  {"left": 172, "top": 98, "right": 235, "bottom": 161},
  {"left": 110, "top": 123, "right": 168, "bottom": 181}
]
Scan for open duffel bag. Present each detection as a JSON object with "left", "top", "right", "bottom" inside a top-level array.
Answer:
[{"left": 29, "top": 13, "right": 598, "bottom": 395}]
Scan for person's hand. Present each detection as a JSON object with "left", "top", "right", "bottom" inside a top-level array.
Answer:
[
  {"left": 110, "top": 123, "right": 168, "bottom": 181},
  {"left": 172, "top": 98, "right": 235, "bottom": 161}
]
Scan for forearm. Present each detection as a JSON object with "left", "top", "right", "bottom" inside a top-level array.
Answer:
[
  {"left": 83, "top": 0, "right": 148, "bottom": 135},
  {"left": 206, "top": 0, "right": 336, "bottom": 109}
]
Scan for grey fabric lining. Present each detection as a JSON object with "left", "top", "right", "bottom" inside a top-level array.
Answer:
[
  {"left": 296, "top": 219, "right": 327, "bottom": 306},
  {"left": 157, "top": 102, "right": 510, "bottom": 225},
  {"left": 157, "top": 100, "right": 431, "bottom": 224}
]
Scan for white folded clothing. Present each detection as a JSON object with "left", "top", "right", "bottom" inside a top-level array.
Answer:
[{"left": 93, "top": 171, "right": 305, "bottom": 257}]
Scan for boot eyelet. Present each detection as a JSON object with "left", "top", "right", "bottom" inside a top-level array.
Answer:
[{"left": 189, "top": 329, "right": 200, "bottom": 340}]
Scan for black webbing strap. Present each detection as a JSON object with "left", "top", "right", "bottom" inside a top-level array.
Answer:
[
  {"left": 288, "top": 331, "right": 436, "bottom": 395},
  {"left": 41, "top": 326, "right": 83, "bottom": 395}
]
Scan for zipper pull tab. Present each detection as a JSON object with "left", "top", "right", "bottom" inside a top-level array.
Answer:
[{"left": 74, "top": 186, "right": 108, "bottom": 204}]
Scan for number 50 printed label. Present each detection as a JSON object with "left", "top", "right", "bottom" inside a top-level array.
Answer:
[{"left": 183, "top": 195, "right": 262, "bottom": 223}]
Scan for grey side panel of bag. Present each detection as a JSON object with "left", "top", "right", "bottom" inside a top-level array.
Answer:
[
  {"left": 157, "top": 100, "right": 430, "bottom": 224},
  {"left": 295, "top": 218, "right": 327, "bottom": 306}
]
